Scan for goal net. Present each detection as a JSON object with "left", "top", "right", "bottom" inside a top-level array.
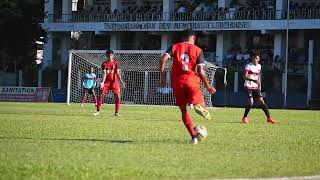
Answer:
[{"left": 67, "top": 50, "right": 224, "bottom": 107}]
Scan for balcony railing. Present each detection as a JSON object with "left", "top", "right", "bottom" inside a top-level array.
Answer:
[
  {"left": 46, "top": 9, "right": 320, "bottom": 23},
  {"left": 289, "top": 9, "right": 320, "bottom": 19},
  {"left": 49, "top": 10, "right": 287, "bottom": 23}
]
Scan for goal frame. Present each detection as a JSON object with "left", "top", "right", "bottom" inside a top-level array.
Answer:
[{"left": 67, "top": 50, "right": 227, "bottom": 106}]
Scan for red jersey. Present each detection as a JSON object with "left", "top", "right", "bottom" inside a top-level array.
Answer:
[
  {"left": 165, "top": 42, "right": 205, "bottom": 88},
  {"left": 101, "top": 59, "right": 119, "bottom": 84}
]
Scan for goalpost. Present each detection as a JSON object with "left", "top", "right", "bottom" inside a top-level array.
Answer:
[{"left": 67, "top": 50, "right": 226, "bottom": 107}]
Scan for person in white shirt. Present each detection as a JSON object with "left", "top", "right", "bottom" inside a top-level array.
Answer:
[{"left": 242, "top": 53, "right": 277, "bottom": 124}]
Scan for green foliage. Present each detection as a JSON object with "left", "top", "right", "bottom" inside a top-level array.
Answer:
[
  {"left": 0, "top": 0, "right": 46, "bottom": 67},
  {"left": 0, "top": 0, "right": 22, "bottom": 21},
  {"left": 0, "top": 103, "right": 320, "bottom": 179}
]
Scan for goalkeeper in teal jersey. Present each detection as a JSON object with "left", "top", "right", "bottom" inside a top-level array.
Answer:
[{"left": 81, "top": 66, "right": 97, "bottom": 106}]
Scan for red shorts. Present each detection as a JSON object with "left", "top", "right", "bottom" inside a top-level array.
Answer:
[
  {"left": 101, "top": 83, "right": 120, "bottom": 96},
  {"left": 173, "top": 84, "right": 204, "bottom": 107}
]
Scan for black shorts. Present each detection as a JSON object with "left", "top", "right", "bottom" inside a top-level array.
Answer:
[
  {"left": 83, "top": 88, "right": 95, "bottom": 95},
  {"left": 246, "top": 89, "right": 262, "bottom": 99}
]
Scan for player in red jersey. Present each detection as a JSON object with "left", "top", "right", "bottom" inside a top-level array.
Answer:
[
  {"left": 93, "top": 50, "right": 125, "bottom": 117},
  {"left": 159, "top": 29, "right": 216, "bottom": 144},
  {"left": 242, "top": 53, "right": 276, "bottom": 124}
]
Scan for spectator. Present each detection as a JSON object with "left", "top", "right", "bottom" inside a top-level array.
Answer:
[{"left": 177, "top": 4, "right": 187, "bottom": 13}]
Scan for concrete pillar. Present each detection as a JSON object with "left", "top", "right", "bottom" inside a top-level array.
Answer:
[
  {"left": 60, "top": 32, "right": 71, "bottom": 65},
  {"left": 274, "top": 33, "right": 286, "bottom": 59},
  {"left": 111, "top": 0, "right": 121, "bottom": 13},
  {"left": 43, "top": 32, "right": 53, "bottom": 68},
  {"left": 163, "top": 0, "right": 172, "bottom": 13},
  {"left": 307, "top": 40, "right": 314, "bottom": 107},
  {"left": 234, "top": 72, "right": 239, "bottom": 92},
  {"left": 110, "top": 33, "right": 121, "bottom": 50},
  {"left": 58, "top": 70, "right": 62, "bottom": 89},
  {"left": 62, "top": 0, "right": 72, "bottom": 22},
  {"left": 18, "top": 70, "right": 23, "bottom": 87},
  {"left": 44, "top": 0, "right": 54, "bottom": 23},
  {"left": 276, "top": 0, "right": 286, "bottom": 19},
  {"left": 282, "top": 72, "right": 286, "bottom": 95},
  {"left": 163, "top": 0, "right": 173, "bottom": 20},
  {"left": 216, "top": 33, "right": 224, "bottom": 66},
  {"left": 161, "top": 33, "right": 172, "bottom": 50}
]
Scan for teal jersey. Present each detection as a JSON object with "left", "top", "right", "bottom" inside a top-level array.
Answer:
[{"left": 83, "top": 73, "right": 96, "bottom": 89}]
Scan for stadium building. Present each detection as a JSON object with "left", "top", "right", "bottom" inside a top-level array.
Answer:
[{"left": 40, "top": 0, "right": 320, "bottom": 108}]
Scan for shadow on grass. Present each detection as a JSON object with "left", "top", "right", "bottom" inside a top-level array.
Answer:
[
  {"left": 0, "top": 136, "right": 133, "bottom": 144},
  {"left": 0, "top": 136, "right": 192, "bottom": 145}
]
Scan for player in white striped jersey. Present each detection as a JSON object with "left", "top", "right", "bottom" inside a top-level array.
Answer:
[{"left": 242, "top": 53, "right": 276, "bottom": 124}]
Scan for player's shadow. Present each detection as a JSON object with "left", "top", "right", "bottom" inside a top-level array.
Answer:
[{"left": 0, "top": 136, "right": 133, "bottom": 144}]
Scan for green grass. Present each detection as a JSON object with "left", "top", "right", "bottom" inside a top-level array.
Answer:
[{"left": 0, "top": 102, "right": 320, "bottom": 179}]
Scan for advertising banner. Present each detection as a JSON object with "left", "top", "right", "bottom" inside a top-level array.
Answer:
[{"left": 0, "top": 87, "right": 51, "bottom": 102}]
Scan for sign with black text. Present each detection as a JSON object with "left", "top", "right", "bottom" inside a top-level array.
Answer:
[{"left": 104, "top": 21, "right": 250, "bottom": 31}]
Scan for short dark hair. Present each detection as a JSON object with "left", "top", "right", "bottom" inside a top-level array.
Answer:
[
  {"left": 251, "top": 52, "right": 260, "bottom": 58},
  {"left": 106, "top": 49, "right": 113, "bottom": 55},
  {"left": 181, "top": 28, "right": 196, "bottom": 39}
]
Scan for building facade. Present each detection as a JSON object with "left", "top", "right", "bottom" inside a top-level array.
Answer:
[{"left": 42, "top": 0, "right": 320, "bottom": 108}]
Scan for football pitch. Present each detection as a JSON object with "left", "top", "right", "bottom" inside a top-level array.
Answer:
[{"left": 0, "top": 102, "right": 319, "bottom": 179}]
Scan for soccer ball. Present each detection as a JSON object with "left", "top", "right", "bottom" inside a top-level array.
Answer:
[{"left": 194, "top": 125, "right": 208, "bottom": 141}]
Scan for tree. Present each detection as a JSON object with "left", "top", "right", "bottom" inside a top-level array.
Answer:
[{"left": 0, "top": 0, "right": 46, "bottom": 69}]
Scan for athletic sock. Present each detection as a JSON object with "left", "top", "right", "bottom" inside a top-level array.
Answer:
[
  {"left": 81, "top": 95, "right": 85, "bottom": 104},
  {"left": 182, "top": 112, "right": 196, "bottom": 137},
  {"left": 261, "top": 104, "right": 270, "bottom": 118},
  {"left": 244, "top": 105, "right": 251, "bottom": 117},
  {"left": 115, "top": 96, "right": 120, "bottom": 113},
  {"left": 97, "top": 99, "right": 102, "bottom": 111}
]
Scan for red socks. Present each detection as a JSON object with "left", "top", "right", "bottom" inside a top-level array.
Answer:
[{"left": 182, "top": 112, "right": 196, "bottom": 137}]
